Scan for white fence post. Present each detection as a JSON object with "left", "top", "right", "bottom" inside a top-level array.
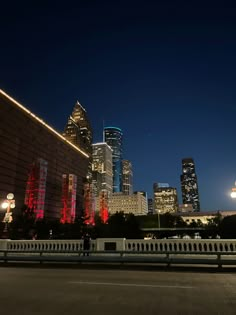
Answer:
[{"left": 0, "top": 240, "right": 8, "bottom": 250}]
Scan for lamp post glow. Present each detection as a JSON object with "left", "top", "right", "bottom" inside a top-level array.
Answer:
[
  {"left": 2, "top": 202, "right": 9, "bottom": 209},
  {"left": 231, "top": 182, "right": 236, "bottom": 199},
  {"left": 231, "top": 190, "right": 236, "bottom": 198},
  {"left": 1, "top": 193, "right": 15, "bottom": 238}
]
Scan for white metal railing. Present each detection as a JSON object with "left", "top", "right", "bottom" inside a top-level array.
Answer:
[
  {"left": 0, "top": 238, "right": 236, "bottom": 253},
  {"left": 3, "top": 240, "right": 96, "bottom": 252},
  {"left": 0, "top": 239, "right": 236, "bottom": 268},
  {"left": 125, "top": 239, "right": 236, "bottom": 253}
]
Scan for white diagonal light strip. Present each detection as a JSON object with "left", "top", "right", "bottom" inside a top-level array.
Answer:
[{"left": 0, "top": 89, "right": 89, "bottom": 158}]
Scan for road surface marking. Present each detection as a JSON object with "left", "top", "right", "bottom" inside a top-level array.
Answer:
[{"left": 69, "top": 281, "right": 194, "bottom": 289}]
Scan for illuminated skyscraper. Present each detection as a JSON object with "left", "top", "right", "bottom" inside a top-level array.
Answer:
[
  {"left": 180, "top": 158, "right": 200, "bottom": 212},
  {"left": 91, "top": 143, "right": 112, "bottom": 222},
  {"left": 104, "top": 127, "right": 123, "bottom": 192},
  {"left": 92, "top": 142, "right": 113, "bottom": 198},
  {"left": 63, "top": 101, "right": 93, "bottom": 156},
  {"left": 63, "top": 100, "right": 93, "bottom": 222},
  {"left": 122, "top": 160, "right": 133, "bottom": 195},
  {"left": 153, "top": 184, "right": 178, "bottom": 214}
]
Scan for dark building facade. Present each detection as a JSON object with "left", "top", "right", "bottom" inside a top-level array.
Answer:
[
  {"left": 180, "top": 158, "right": 200, "bottom": 212},
  {"left": 0, "top": 90, "right": 89, "bottom": 221},
  {"left": 104, "top": 126, "right": 123, "bottom": 193}
]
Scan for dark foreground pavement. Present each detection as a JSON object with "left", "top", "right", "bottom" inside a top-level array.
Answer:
[{"left": 0, "top": 265, "right": 236, "bottom": 315}]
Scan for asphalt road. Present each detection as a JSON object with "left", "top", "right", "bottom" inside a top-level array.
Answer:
[{"left": 0, "top": 265, "right": 236, "bottom": 315}]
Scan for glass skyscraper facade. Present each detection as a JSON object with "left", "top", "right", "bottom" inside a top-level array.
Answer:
[
  {"left": 92, "top": 142, "right": 113, "bottom": 197},
  {"left": 92, "top": 142, "right": 113, "bottom": 218},
  {"left": 104, "top": 127, "right": 123, "bottom": 192},
  {"left": 63, "top": 100, "right": 93, "bottom": 180},
  {"left": 63, "top": 100, "right": 94, "bottom": 222},
  {"left": 63, "top": 100, "right": 92, "bottom": 155},
  {"left": 122, "top": 159, "right": 133, "bottom": 195},
  {"left": 180, "top": 158, "right": 200, "bottom": 212}
]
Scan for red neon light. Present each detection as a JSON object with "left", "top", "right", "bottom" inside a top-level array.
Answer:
[
  {"left": 84, "top": 182, "right": 95, "bottom": 225},
  {"left": 60, "top": 174, "right": 77, "bottom": 224},
  {"left": 24, "top": 159, "right": 47, "bottom": 220},
  {"left": 99, "top": 191, "right": 109, "bottom": 223}
]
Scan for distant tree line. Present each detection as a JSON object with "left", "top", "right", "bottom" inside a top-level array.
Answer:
[{"left": 1, "top": 205, "right": 236, "bottom": 239}]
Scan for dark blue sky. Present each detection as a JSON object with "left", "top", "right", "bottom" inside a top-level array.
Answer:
[{"left": 1, "top": 1, "right": 236, "bottom": 210}]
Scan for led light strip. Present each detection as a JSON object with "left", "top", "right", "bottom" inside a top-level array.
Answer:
[{"left": 0, "top": 89, "right": 89, "bottom": 158}]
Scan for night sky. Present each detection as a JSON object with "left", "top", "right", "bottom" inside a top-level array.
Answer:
[{"left": 1, "top": 1, "right": 236, "bottom": 211}]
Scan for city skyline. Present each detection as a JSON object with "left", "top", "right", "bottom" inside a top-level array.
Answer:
[{"left": 1, "top": 2, "right": 236, "bottom": 210}]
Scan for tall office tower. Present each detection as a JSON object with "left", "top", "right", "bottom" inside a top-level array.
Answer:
[
  {"left": 180, "top": 158, "right": 200, "bottom": 212},
  {"left": 63, "top": 100, "right": 93, "bottom": 177},
  {"left": 63, "top": 101, "right": 93, "bottom": 155},
  {"left": 122, "top": 160, "right": 133, "bottom": 195},
  {"left": 153, "top": 183, "right": 178, "bottom": 214},
  {"left": 104, "top": 126, "right": 123, "bottom": 192},
  {"left": 92, "top": 143, "right": 113, "bottom": 196},
  {"left": 92, "top": 142, "right": 113, "bottom": 221},
  {"left": 63, "top": 101, "right": 93, "bottom": 221}
]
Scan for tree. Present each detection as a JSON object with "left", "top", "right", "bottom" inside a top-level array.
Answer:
[
  {"left": 174, "top": 216, "right": 188, "bottom": 228},
  {"left": 10, "top": 205, "right": 36, "bottom": 239},
  {"left": 107, "top": 212, "right": 126, "bottom": 237},
  {"left": 125, "top": 213, "right": 142, "bottom": 239},
  {"left": 92, "top": 213, "right": 109, "bottom": 238},
  {"left": 35, "top": 218, "right": 50, "bottom": 239},
  {"left": 219, "top": 215, "right": 236, "bottom": 238}
]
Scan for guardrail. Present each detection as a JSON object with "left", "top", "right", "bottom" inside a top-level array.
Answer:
[
  {"left": 0, "top": 249, "right": 236, "bottom": 268},
  {"left": 125, "top": 239, "right": 236, "bottom": 253},
  {"left": 2, "top": 238, "right": 236, "bottom": 253},
  {"left": 0, "top": 238, "right": 236, "bottom": 268}
]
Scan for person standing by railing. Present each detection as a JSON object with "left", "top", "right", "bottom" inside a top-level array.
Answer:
[{"left": 82, "top": 233, "right": 91, "bottom": 256}]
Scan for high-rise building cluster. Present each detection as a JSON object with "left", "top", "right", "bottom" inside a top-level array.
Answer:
[
  {"left": 91, "top": 126, "right": 142, "bottom": 219},
  {"left": 152, "top": 158, "right": 200, "bottom": 215},
  {"left": 0, "top": 89, "right": 201, "bottom": 225}
]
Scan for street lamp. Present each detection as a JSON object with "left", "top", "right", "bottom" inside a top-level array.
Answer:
[
  {"left": 231, "top": 182, "right": 236, "bottom": 199},
  {"left": 1, "top": 193, "right": 15, "bottom": 238},
  {"left": 157, "top": 209, "right": 161, "bottom": 230}
]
